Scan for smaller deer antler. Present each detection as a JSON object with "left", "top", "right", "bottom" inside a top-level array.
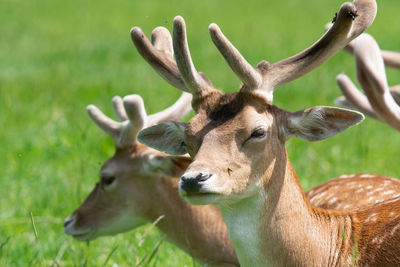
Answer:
[
  {"left": 335, "top": 33, "right": 400, "bottom": 131},
  {"left": 88, "top": 92, "right": 192, "bottom": 148}
]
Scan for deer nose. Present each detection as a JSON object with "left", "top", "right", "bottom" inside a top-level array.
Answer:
[{"left": 180, "top": 172, "right": 212, "bottom": 193}]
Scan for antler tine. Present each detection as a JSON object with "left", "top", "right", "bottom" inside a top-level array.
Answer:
[
  {"left": 87, "top": 104, "right": 121, "bottom": 140},
  {"left": 173, "top": 16, "right": 214, "bottom": 97},
  {"left": 122, "top": 95, "right": 148, "bottom": 133},
  {"left": 112, "top": 96, "right": 128, "bottom": 121},
  {"left": 336, "top": 74, "right": 378, "bottom": 119},
  {"left": 379, "top": 50, "right": 400, "bottom": 69},
  {"left": 152, "top": 27, "right": 174, "bottom": 58},
  {"left": 147, "top": 92, "right": 193, "bottom": 126},
  {"left": 264, "top": 0, "right": 376, "bottom": 94},
  {"left": 334, "top": 96, "right": 358, "bottom": 111},
  {"left": 87, "top": 95, "right": 149, "bottom": 148},
  {"left": 209, "top": 23, "right": 263, "bottom": 91},
  {"left": 341, "top": 37, "right": 400, "bottom": 70},
  {"left": 354, "top": 34, "right": 400, "bottom": 130},
  {"left": 391, "top": 85, "right": 400, "bottom": 104},
  {"left": 130, "top": 26, "right": 188, "bottom": 92}
]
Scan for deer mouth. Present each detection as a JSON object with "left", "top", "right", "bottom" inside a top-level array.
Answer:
[
  {"left": 70, "top": 229, "right": 96, "bottom": 241},
  {"left": 65, "top": 225, "right": 96, "bottom": 241},
  {"left": 182, "top": 191, "right": 221, "bottom": 205}
]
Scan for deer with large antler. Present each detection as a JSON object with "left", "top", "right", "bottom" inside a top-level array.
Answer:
[
  {"left": 335, "top": 32, "right": 400, "bottom": 131},
  {"left": 137, "top": 0, "right": 400, "bottom": 265},
  {"left": 65, "top": 20, "right": 400, "bottom": 266}
]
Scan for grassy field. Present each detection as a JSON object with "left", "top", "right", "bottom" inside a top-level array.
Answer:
[{"left": 1, "top": 0, "right": 400, "bottom": 265}]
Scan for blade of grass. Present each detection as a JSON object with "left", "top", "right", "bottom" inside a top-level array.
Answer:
[
  {"left": 29, "top": 211, "right": 39, "bottom": 240},
  {"left": 138, "top": 214, "right": 164, "bottom": 247},
  {"left": 0, "top": 237, "right": 10, "bottom": 250},
  {"left": 136, "top": 252, "right": 149, "bottom": 266},
  {"left": 0, "top": 237, "right": 10, "bottom": 266},
  {"left": 29, "top": 251, "right": 39, "bottom": 266},
  {"left": 102, "top": 245, "right": 118, "bottom": 267},
  {"left": 144, "top": 236, "right": 165, "bottom": 266},
  {"left": 151, "top": 254, "right": 159, "bottom": 267},
  {"left": 136, "top": 236, "right": 165, "bottom": 267},
  {"left": 82, "top": 241, "right": 91, "bottom": 267},
  {"left": 53, "top": 241, "right": 69, "bottom": 266}
]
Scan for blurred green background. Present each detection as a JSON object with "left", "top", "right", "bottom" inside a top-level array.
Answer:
[{"left": 1, "top": 0, "right": 399, "bottom": 265}]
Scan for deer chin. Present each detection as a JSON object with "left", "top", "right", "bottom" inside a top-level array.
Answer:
[
  {"left": 66, "top": 227, "right": 97, "bottom": 241},
  {"left": 72, "top": 231, "right": 97, "bottom": 241},
  {"left": 182, "top": 191, "right": 221, "bottom": 205}
]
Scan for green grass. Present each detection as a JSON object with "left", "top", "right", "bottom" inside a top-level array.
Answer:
[{"left": 1, "top": 0, "right": 400, "bottom": 265}]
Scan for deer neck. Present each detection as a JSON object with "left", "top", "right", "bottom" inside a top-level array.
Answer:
[
  {"left": 145, "top": 177, "right": 238, "bottom": 266},
  {"left": 218, "top": 150, "right": 354, "bottom": 267}
]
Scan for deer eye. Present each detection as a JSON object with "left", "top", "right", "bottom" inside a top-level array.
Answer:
[
  {"left": 180, "top": 141, "right": 194, "bottom": 155},
  {"left": 180, "top": 141, "right": 187, "bottom": 150},
  {"left": 249, "top": 128, "right": 267, "bottom": 140},
  {"left": 101, "top": 176, "right": 116, "bottom": 189}
]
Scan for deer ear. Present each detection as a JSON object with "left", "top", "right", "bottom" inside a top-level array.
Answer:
[
  {"left": 283, "top": 106, "right": 364, "bottom": 141},
  {"left": 138, "top": 121, "right": 188, "bottom": 155},
  {"left": 145, "top": 155, "right": 192, "bottom": 177}
]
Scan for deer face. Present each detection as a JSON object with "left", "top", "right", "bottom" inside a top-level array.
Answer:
[
  {"left": 179, "top": 93, "right": 279, "bottom": 205},
  {"left": 64, "top": 145, "right": 190, "bottom": 241}
]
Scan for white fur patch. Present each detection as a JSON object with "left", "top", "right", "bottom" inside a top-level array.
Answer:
[{"left": 220, "top": 190, "right": 270, "bottom": 266}]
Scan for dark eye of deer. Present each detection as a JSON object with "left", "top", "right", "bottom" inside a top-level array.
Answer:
[
  {"left": 250, "top": 129, "right": 267, "bottom": 140},
  {"left": 102, "top": 176, "right": 115, "bottom": 186}
]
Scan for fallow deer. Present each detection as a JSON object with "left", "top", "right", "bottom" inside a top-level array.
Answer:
[
  {"left": 66, "top": 19, "right": 400, "bottom": 266},
  {"left": 335, "top": 33, "right": 400, "bottom": 131},
  {"left": 138, "top": 1, "right": 400, "bottom": 265},
  {"left": 63, "top": 93, "right": 239, "bottom": 266}
]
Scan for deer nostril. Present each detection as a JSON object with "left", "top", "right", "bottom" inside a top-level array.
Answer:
[
  {"left": 181, "top": 174, "right": 190, "bottom": 182},
  {"left": 196, "top": 172, "right": 212, "bottom": 182},
  {"left": 64, "top": 217, "right": 74, "bottom": 228}
]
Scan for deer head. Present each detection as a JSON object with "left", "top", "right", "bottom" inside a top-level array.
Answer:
[{"left": 64, "top": 92, "right": 193, "bottom": 241}]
